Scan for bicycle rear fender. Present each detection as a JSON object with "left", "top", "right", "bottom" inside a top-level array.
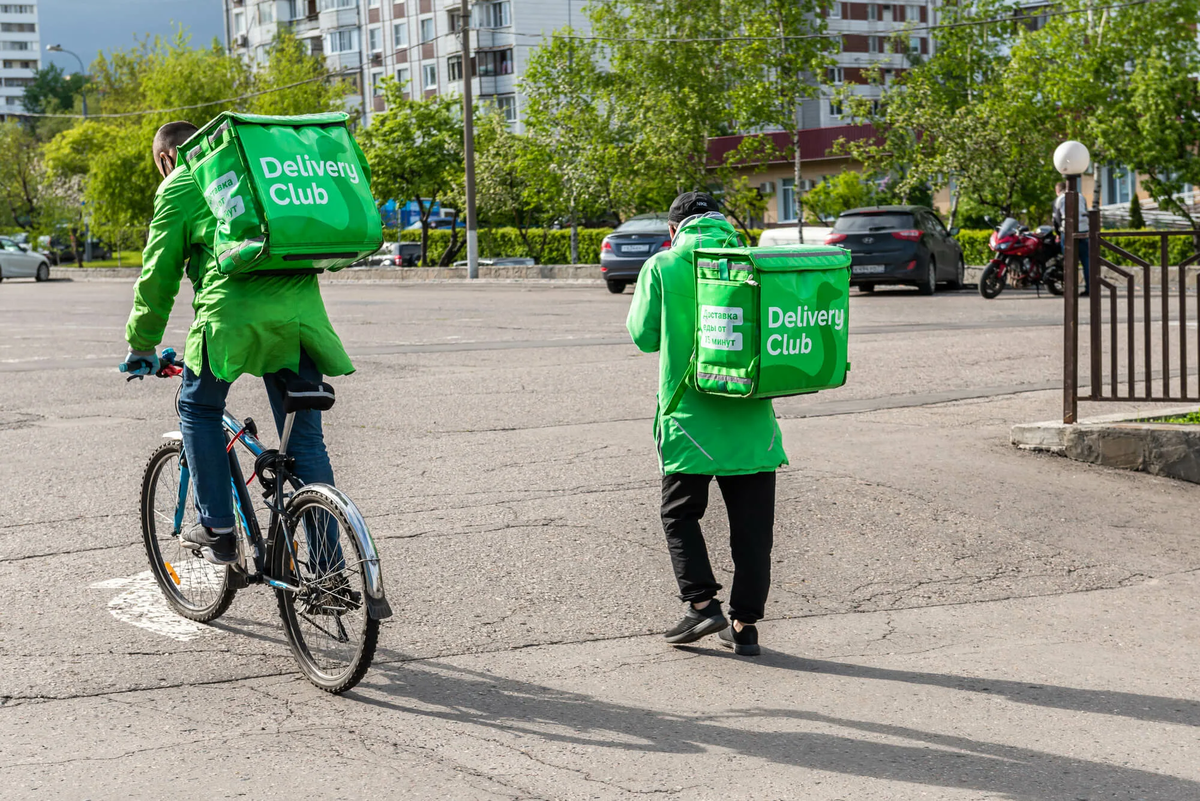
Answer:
[{"left": 301, "top": 482, "right": 393, "bottom": 620}]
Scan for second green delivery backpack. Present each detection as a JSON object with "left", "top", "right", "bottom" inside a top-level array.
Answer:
[
  {"left": 179, "top": 111, "right": 383, "bottom": 276},
  {"left": 666, "top": 244, "right": 852, "bottom": 413}
]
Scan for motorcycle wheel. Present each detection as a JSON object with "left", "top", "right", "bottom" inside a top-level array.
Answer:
[{"left": 979, "top": 262, "right": 1006, "bottom": 299}]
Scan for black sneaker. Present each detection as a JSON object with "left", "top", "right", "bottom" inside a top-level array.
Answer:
[
  {"left": 180, "top": 524, "right": 238, "bottom": 566},
  {"left": 718, "top": 624, "right": 761, "bottom": 656},
  {"left": 664, "top": 601, "right": 728, "bottom": 645}
]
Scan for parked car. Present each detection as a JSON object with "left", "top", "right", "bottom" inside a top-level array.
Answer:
[
  {"left": 358, "top": 241, "right": 422, "bottom": 267},
  {"left": 825, "top": 205, "right": 964, "bottom": 294},
  {"left": 0, "top": 236, "right": 51, "bottom": 282},
  {"left": 403, "top": 215, "right": 464, "bottom": 231},
  {"left": 758, "top": 226, "right": 834, "bottom": 247},
  {"left": 43, "top": 237, "right": 112, "bottom": 265},
  {"left": 599, "top": 214, "right": 672, "bottom": 294},
  {"left": 451, "top": 257, "right": 537, "bottom": 268}
]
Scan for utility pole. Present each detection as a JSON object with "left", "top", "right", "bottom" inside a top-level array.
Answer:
[{"left": 461, "top": 0, "right": 479, "bottom": 279}]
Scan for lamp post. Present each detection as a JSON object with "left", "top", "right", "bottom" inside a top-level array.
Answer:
[
  {"left": 47, "top": 45, "right": 92, "bottom": 263},
  {"left": 1054, "top": 139, "right": 1091, "bottom": 424},
  {"left": 46, "top": 45, "right": 87, "bottom": 118}
]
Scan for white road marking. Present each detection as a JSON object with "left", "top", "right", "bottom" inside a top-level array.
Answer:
[{"left": 90, "top": 571, "right": 224, "bottom": 641}]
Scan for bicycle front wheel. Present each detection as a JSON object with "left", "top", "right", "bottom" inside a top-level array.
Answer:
[
  {"left": 141, "top": 440, "right": 236, "bottom": 622},
  {"left": 271, "top": 487, "right": 379, "bottom": 693}
]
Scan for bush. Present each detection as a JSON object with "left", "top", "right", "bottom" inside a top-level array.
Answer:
[
  {"left": 390, "top": 226, "right": 766, "bottom": 264},
  {"left": 953, "top": 228, "right": 1200, "bottom": 267}
]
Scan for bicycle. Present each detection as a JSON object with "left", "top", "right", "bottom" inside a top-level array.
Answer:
[{"left": 124, "top": 349, "right": 392, "bottom": 693}]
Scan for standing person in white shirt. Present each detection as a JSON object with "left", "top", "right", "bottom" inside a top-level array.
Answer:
[{"left": 1053, "top": 181, "right": 1091, "bottom": 297}]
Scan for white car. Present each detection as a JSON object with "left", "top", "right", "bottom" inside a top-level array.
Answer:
[
  {"left": 0, "top": 236, "right": 51, "bottom": 282},
  {"left": 758, "top": 226, "right": 834, "bottom": 247}
]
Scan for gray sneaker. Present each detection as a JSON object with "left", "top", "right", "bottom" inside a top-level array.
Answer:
[
  {"left": 180, "top": 524, "right": 238, "bottom": 566},
  {"left": 664, "top": 601, "right": 728, "bottom": 644}
]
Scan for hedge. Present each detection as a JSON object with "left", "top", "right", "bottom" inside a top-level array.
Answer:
[
  {"left": 391, "top": 226, "right": 765, "bottom": 264},
  {"left": 390, "top": 225, "right": 1199, "bottom": 268},
  {"left": 956, "top": 228, "right": 1199, "bottom": 267}
]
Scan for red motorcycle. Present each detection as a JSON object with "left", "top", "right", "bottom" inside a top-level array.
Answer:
[{"left": 978, "top": 217, "right": 1064, "bottom": 299}]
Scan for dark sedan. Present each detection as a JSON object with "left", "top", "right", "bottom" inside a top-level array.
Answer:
[
  {"left": 599, "top": 214, "right": 672, "bottom": 294},
  {"left": 825, "top": 205, "right": 965, "bottom": 295}
]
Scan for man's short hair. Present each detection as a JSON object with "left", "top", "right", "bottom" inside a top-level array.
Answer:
[
  {"left": 1055, "top": 180, "right": 1067, "bottom": 193},
  {"left": 153, "top": 121, "right": 198, "bottom": 157}
]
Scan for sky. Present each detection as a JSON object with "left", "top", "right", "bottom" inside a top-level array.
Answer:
[{"left": 40, "top": 0, "right": 224, "bottom": 74}]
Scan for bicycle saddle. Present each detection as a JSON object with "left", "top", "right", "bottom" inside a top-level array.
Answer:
[{"left": 283, "top": 378, "right": 336, "bottom": 413}]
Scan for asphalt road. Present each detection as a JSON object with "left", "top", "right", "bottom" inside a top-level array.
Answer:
[{"left": 1, "top": 277, "right": 1198, "bottom": 800}]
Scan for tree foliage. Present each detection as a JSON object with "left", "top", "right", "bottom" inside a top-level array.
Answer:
[
  {"left": 358, "top": 78, "right": 464, "bottom": 266},
  {"left": 21, "top": 64, "right": 89, "bottom": 117}
]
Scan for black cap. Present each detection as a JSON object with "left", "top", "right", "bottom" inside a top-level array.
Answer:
[{"left": 668, "top": 191, "right": 719, "bottom": 223}]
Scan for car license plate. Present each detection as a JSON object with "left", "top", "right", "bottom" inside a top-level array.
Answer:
[
  {"left": 853, "top": 264, "right": 886, "bottom": 274},
  {"left": 623, "top": 244, "right": 650, "bottom": 253}
]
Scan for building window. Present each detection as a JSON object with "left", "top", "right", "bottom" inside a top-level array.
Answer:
[
  {"left": 327, "top": 27, "right": 359, "bottom": 53},
  {"left": 449, "top": 11, "right": 464, "bottom": 31},
  {"left": 447, "top": 54, "right": 463, "bottom": 81},
  {"left": 1106, "top": 165, "right": 1135, "bottom": 205},
  {"left": 827, "top": 67, "right": 843, "bottom": 85},
  {"left": 422, "top": 63, "right": 437, "bottom": 89},
  {"left": 369, "top": 0, "right": 380, "bottom": 6},
  {"left": 829, "top": 99, "right": 843, "bottom": 118},
  {"left": 477, "top": 48, "right": 512, "bottom": 76},
  {"left": 258, "top": 2, "right": 275, "bottom": 24},
  {"left": 908, "top": 36, "right": 920, "bottom": 54},
  {"left": 0, "top": 5, "right": 36, "bottom": 12},
  {"left": 867, "top": 3, "right": 878, "bottom": 21},
  {"left": 371, "top": 70, "right": 384, "bottom": 96},
  {"left": 232, "top": 11, "right": 246, "bottom": 35},
  {"left": 493, "top": 94, "right": 516, "bottom": 122},
  {"left": 0, "top": 41, "right": 31, "bottom": 50},
  {"left": 779, "top": 178, "right": 797, "bottom": 222},
  {"left": 420, "top": 17, "right": 435, "bottom": 43},
  {"left": 393, "top": 21, "right": 408, "bottom": 48},
  {"left": 369, "top": 26, "right": 382, "bottom": 52},
  {"left": 868, "top": 36, "right": 880, "bottom": 54},
  {"left": 319, "top": 0, "right": 357, "bottom": 9},
  {"left": 482, "top": 1, "right": 511, "bottom": 27},
  {"left": 829, "top": 2, "right": 842, "bottom": 18},
  {"left": 396, "top": 66, "right": 410, "bottom": 94},
  {"left": 0, "top": 23, "right": 36, "bottom": 33}
]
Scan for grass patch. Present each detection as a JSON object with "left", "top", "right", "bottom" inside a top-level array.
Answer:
[
  {"left": 1140, "top": 411, "right": 1200, "bottom": 425},
  {"left": 57, "top": 251, "right": 143, "bottom": 269}
]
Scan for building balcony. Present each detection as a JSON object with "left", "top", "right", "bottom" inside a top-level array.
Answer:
[
  {"left": 325, "top": 51, "right": 362, "bottom": 71},
  {"left": 318, "top": 7, "right": 359, "bottom": 30}
]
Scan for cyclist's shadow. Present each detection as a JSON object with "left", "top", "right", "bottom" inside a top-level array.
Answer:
[{"left": 348, "top": 658, "right": 1200, "bottom": 801}]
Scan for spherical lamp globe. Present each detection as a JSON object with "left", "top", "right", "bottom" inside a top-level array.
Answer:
[{"left": 1053, "top": 141, "right": 1091, "bottom": 176}]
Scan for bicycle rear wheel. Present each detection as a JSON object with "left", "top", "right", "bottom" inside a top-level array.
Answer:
[
  {"left": 271, "top": 487, "right": 379, "bottom": 693},
  {"left": 141, "top": 440, "right": 236, "bottom": 622}
]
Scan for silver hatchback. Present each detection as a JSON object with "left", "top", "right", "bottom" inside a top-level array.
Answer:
[{"left": 0, "top": 237, "right": 51, "bottom": 282}]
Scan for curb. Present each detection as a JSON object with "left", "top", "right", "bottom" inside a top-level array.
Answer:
[
  {"left": 48, "top": 265, "right": 605, "bottom": 283},
  {"left": 1012, "top": 406, "right": 1200, "bottom": 483}
]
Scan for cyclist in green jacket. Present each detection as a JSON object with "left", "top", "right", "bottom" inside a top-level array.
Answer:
[
  {"left": 626, "top": 192, "right": 788, "bottom": 656},
  {"left": 121, "top": 121, "right": 354, "bottom": 565}
]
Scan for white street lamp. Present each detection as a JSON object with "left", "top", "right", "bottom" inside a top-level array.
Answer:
[{"left": 1053, "top": 140, "right": 1090, "bottom": 176}]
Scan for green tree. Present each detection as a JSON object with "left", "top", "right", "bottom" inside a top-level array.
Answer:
[
  {"left": 804, "top": 170, "right": 878, "bottom": 223},
  {"left": 358, "top": 78, "right": 464, "bottom": 265},
  {"left": 251, "top": 30, "right": 350, "bottom": 116},
  {"left": 21, "top": 64, "right": 88, "bottom": 116},
  {"left": 1129, "top": 192, "right": 1146, "bottom": 229}
]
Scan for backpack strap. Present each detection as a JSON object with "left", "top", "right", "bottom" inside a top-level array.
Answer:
[{"left": 661, "top": 352, "right": 696, "bottom": 418}]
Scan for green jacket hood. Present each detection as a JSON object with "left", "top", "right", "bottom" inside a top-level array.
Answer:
[{"left": 671, "top": 214, "right": 743, "bottom": 253}]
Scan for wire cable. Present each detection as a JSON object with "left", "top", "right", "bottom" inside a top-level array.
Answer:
[{"left": 15, "top": 69, "right": 358, "bottom": 120}]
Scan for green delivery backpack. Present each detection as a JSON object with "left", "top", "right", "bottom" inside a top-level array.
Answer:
[
  {"left": 178, "top": 111, "right": 383, "bottom": 276},
  {"left": 665, "top": 244, "right": 852, "bottom": 414}
]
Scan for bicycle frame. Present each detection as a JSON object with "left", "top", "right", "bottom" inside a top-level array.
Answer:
[{"left": 168, "top": 405, "right": 391, "bottom": 619}]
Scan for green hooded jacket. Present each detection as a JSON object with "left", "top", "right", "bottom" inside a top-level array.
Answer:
[
  {"left": 626, "top": 214, "right": 788, "bottom": 476},
  {"left": 125, "top": 162, "right": 354, "bottom": 383}
]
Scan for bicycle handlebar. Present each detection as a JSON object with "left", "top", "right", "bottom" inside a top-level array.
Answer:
[{"left": 119, "top": 347, "right": 184, "bottom": 381}]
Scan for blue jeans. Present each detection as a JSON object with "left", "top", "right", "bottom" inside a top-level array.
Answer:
[{"left": 179, "top": 348, "right": 335, "bottom": 529}]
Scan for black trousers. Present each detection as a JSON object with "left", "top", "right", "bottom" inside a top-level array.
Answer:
[{"left": 660, "top": 471, "right": 776, "bottom": 624}]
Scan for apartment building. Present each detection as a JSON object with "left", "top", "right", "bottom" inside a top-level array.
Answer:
[
  {"left": 0, "top": 2, "right": 39, "bottom": 120},
  {"left": 718, "top": 0, "right": 940, "bottom": 226},
  {"left": 223, "top": 0, "right": 590, "bottom": 130}
]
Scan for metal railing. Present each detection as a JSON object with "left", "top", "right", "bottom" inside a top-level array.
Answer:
[{"left": 1062, "top": 183, "right": 1200, "bottom": 422}]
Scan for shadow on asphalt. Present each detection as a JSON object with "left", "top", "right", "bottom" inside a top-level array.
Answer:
[{"left": 342, "top": 654, "right": 1200, "bottom": 800}]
